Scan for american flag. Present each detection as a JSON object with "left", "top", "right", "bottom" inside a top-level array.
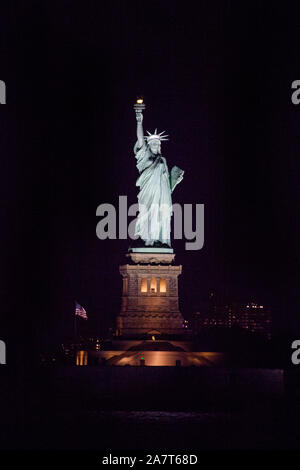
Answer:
[{"left": 75, "top": 301, "right": 88, "bottom": 320}]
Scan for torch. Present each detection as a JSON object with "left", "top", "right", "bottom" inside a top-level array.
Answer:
[{"left": 134, "top": 98, "right": 145, "bottom": 118}]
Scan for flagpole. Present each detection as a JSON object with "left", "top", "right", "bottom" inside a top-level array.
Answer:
[
  {"left": 74, "top": 306, "right": 77, "bottom": 341},
  {"left": 74, "top": 302, "right": 87, "bottom": 342}
]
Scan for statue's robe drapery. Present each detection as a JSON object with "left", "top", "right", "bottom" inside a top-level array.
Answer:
[{"left": 134, "top": 141, "right": 183, "bottom": 246}]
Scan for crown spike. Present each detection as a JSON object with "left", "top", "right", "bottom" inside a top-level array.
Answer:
[{"left": 145, "top": 129, "right": 170, "bottom": 143}]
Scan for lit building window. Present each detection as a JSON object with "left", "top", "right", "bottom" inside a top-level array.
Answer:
[
  {"left": 150, "top": 278, "right": 157, "bottom": 293},
  {"left": 160, "top": 278, "right": 167, "bottom": 293},
  {"left": 141, "top": 278, "right": 148, "bottom": 293}
]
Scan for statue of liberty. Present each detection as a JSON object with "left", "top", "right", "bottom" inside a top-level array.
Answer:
[{"left": 133, "top": 101, "right": 184, "bottom": 247}]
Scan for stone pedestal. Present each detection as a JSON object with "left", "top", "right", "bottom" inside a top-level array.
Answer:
[{"left": 116, "top": 249, "right": 184, "bottom": 337}]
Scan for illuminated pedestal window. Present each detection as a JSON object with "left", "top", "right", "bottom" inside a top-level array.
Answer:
[
  {"left": 141, "top": 278, "right": 148, "bottom": 292},
  {"left": 76, "top": 350, "right": 88, "bottom": 366},
  {"left": 150, "top": 278, "right": 157, "bottom": 293},
  {"left": 159, "top": 278, "right": 167, "bottom": 293}
]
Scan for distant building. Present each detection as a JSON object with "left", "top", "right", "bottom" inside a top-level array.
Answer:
[
  {"left": 192, "top": 291, "right": 230, "bottom": 331},
  {"left": 192, "top": 294, "right": 272, "bottom": 339},
  {"left": 227, "top": 302, "right": 272, "bottom": 339}
]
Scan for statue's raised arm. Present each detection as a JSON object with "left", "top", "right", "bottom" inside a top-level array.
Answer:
[
  {"left": 136, "top": 111, "right": 144, "bottom": 149},
  {"left": 134, "top": 99, "right": 146, "bottom": 149}
]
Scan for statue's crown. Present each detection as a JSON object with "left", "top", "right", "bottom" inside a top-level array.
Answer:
[{"left": 145, "top": 129, "right": 169, "bottom": 142}]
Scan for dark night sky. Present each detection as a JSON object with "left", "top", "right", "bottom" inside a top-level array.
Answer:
[{"left": 1, "top": 1, "right": 300, "bottom": 357}]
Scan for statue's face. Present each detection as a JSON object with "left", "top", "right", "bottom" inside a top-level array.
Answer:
[{"left": 148, "top": 139, "right": 160, "bottom": 154}]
